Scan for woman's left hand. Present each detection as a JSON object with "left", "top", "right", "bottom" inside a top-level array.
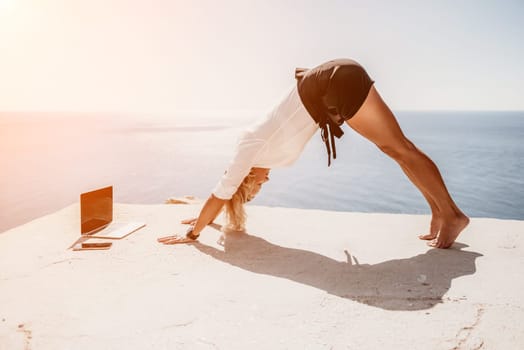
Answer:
[
  {"left": 157, "top": 235, "right": 196, "bottom": 244},
  {"left": 158, "top": 195, "right": 224, "bottom": 244},
  {"left": 158, "top": 224, "right": 198, "bottom": 244}
]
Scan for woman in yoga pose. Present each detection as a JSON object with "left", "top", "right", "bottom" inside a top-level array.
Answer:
[{"left": 158, "top": 58, "right": 469, "bottom": 249}]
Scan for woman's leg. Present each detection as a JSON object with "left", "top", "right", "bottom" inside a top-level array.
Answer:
[
  {"left": 397, "top": 160, "right": 442, "bottom": 239},
  {"left": 346, "top": 86, "right": 469, "bottom": 248}
]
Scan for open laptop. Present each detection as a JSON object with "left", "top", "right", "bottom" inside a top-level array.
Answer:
[{"left": 80, "top": 186, "right": 146, "bottom": 239}]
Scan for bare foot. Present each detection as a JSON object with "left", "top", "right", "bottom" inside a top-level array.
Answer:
[
  {"left": 418, "top": 216, "right": 442, "bottom": 240},
  {"left": 428, "top": 213, "right": 470, "bottom": 249}
]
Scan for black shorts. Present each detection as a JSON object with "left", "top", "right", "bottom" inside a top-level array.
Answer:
[
  {"left": 296, "top": 58, "right": 375, "bottom": 166},
  {"left": 323, "top": 62, "right": 375, "bottom": 124},
  {"left": 297, "top": 58, "right": 374, "bottom": 125}
]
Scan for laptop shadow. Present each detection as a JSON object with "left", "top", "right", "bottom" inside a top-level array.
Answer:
[{"left": 192, "top": 227, "right": 483, "bottom": 311}]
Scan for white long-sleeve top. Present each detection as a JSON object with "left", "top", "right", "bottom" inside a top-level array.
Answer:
[{"left": 212, "top": 85, "right": 318, "bottom": 200}]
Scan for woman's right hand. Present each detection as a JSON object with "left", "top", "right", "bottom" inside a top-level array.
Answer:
[{"left": 181, "top": 217, "right": 198, "bottom": 225}]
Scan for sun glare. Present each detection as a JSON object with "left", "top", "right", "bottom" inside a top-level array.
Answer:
[
  {"left": 0, "top": 0, "right": 16, "bottom": 18},
  {"left": 0, "top": 0, "right": 15, "bottom": 9}
]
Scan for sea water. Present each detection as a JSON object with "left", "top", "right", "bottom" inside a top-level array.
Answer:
[{"left": 1, "top": 111, "right": 523, "bottom": 232}]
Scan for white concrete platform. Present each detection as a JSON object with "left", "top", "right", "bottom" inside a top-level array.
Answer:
[{"left": 1, "top": 203, "right": 523, "bottom": 349}]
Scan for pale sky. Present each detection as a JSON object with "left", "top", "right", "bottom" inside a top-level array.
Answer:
[{"left": 0, "top": 0, "right": 523, "bottom": 115}]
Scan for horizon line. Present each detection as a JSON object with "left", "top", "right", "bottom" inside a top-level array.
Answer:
[{"left": 1, "top": 109, "right": 524, "bottom": 116}]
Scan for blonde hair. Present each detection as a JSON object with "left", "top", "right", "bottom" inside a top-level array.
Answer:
[{"left": 223, "top": 171, "right": 257, "bottom": 232}]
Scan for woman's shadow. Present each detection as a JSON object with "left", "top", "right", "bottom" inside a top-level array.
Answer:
[{"left": 191, "top": 225, "right": 482, "bottom": 311}]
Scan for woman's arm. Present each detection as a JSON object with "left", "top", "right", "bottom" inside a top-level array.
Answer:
[
  {"left": 190, "top": 194, "right": 226, "bottom": 237},
  {"left": 180, "top": 198, "right": 223, "bottom": 225},
  {"left": 158, "top": 194, "right": 225, "bottom": 244},
  {"left": 159, "top": 132, "right": 265, "bottom": 244}
]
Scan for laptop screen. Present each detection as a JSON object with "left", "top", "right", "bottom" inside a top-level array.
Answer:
[{"left": 80, "top": 186, "right": 113, "bottom": 234}]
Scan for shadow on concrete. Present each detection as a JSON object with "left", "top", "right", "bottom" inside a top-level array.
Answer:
[{"left": 192, "top": 226, "right": 483, "bottom": 311}]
